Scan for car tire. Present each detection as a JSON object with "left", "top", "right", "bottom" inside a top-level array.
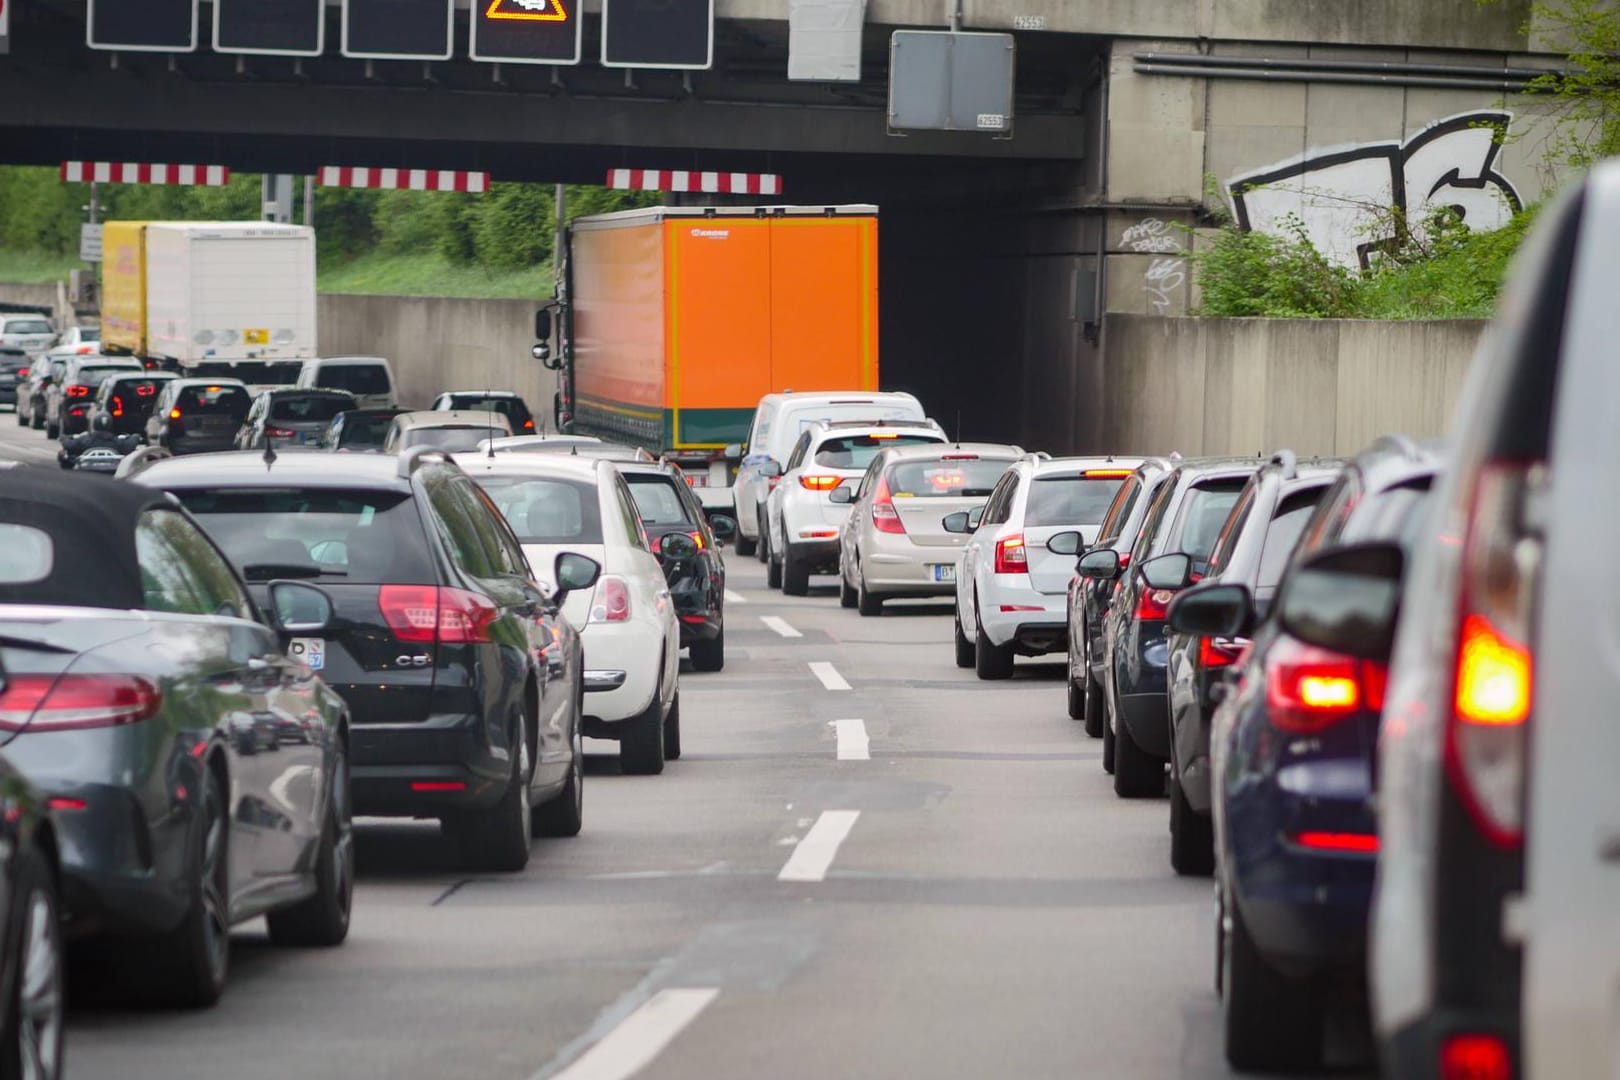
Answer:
[
  {"left": 1223, "top": 893, "right": 1324, "bottom": 1072},
  {"left": 839, "top": 574, "right": 858, "bottom": 609},
  {"left": 663, "top": 691, "right": 682, "bottom": 761},
  {"left": 534, "top": 702, "right": 585, "bottom": 838},
  {"left": 953, "top": 613, "right": 975, "bottom": 669},
  {"left": 856, "top": 570, "right": 883, "bottom": 617},
  {"left": 620, "top": 686, "right": 667, "bottom": 776},
  {"left": 13, "top": 408, "right": 23, "bottom": 427},
  {"left": 782, "top": 547, "right": 810, "bottom": 597},
  {"left": 1168, "top": 774, "right": 1215, "bottom": 876},
  {"left": 0, "top": 848, "right": 63, "bottom": 1080},
  {"left": 43, "top": 422, "right": 56, "bottom": 441},
  {"left": 1083, "top": 671, "right": 1105, "bottom": 738},
  {"left": 1102, "top": 714, "right": 1116, "bottom": 774},
  {"left": 147, "top": 765, "right": 230, "bottom": 1008},
  {"left": 755, "top": 510, "right": 770, "bottom": 564},
  {"left": 1066, "top": 668, "right": 1085, "bottom": 719},
  {"left": 735, "top": 533, "right": 757, "bottom": 558},
  {"left": 974, "top": 607, "right": 1015, "bottom": 680},
  {"left": 266, "top": 741, "right": 354, "bottom": 946},
  {"left": 690, "top": 626, "right": 725, "bottom": 673},
  {"left": 1113, "top": 720, "right": 1163, "bottom": 798},
  {"left": 766, "top": 540, "right": 783, "bottom": 590},
  {"left": 450, "top": 732, "right": 532, "bottom": 873}
]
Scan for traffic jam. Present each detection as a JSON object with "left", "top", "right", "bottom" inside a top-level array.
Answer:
[{"left": 0, "top": 169, "right": 1614, "bottom": 1080}]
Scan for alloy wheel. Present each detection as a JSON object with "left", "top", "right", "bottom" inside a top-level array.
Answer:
[
  {"left": 200, "top": 795, "right": 229, "bottom": 989},
  {"left": 17, "top": 890, "right": 62, "bottom": 1080}
]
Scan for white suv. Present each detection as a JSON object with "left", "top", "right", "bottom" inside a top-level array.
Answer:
[
  {"left": 763, "top": 419, "right": 946, "bottom": 595},
  {"left": 950, "top": 456, "right": 1141, "bottom": 679},
  {"left": 0, "top": 314, "right": 56, "bottom": 357}
]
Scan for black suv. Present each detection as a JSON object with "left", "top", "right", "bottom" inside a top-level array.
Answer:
[
  {"left": 617, "top": 459, "right": 738, "bottom": 672},
  {"left": 130, "top": 448, "right": 596, "bottom": 872},
  {"left": 94, "top": 369, "right": 178, "bottom": 437}
]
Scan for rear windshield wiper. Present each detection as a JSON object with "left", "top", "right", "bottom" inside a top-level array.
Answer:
[{"left": 242, "top": 563, "right": 346, "bottom": 581}]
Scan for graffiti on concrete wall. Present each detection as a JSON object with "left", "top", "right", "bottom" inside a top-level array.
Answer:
[
  {"left": 1227, "top": 111, "right": 1524, "bottom": 270},
  {"left": 1122, "top": 217, "right": 1185, "bottom": 314}
]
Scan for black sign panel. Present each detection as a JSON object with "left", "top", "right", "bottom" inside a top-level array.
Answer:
[
  {"left": 602, "top": 0, "right": 713, "bottom": 69},
  {"left": 342, "top": 0, "right": 453, "bottom": 60},
  {"left": 87, "top": 0, "right": 199, "bottom": 52},
  {"left": 470, "top": 0, "right": 581, "bottom": 66},
  {"left": 215, "top": 0, "right": 324, "bottom": 56}
]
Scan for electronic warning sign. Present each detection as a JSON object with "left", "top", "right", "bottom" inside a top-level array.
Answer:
[
  {"left": 214, "top": 0, "right": 324, "bottom": 57},
  {"left": 342, "top": 0, "right": 454, "bottom": 61},
  {"left": 471, "top": 0, "right": 582, "bottom": 65},
  {"left": 87, "top": 0, "right": 200, "bottom": 52},
  {"left": 602, "top": 0, "right": 713, "bottom": 70}
]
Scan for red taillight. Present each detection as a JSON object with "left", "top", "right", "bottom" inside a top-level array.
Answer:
[
  {"left": 1291, "top": 831, "right": 1379, "bottom": 853},
  {"left": 135, "top": 383, "right": 156, "bottom": 397},
  {"left": 1265, "top": 638, "right": 1384, "bottom": 733},
  {"left": 16, "top": 368, "right": 28, "bottom": 379},
  {"left": 378, "top": 585, "right": 497, "bottom": 644},
  {"left": 46, "top": 796, "right": 88, "bottom": 812},
  {"left": 169, "top": 408, "right": 183, "bottom": 420},
  {"left": 589, "top": 576, "right": 632, "bottom": 624},
  {"left": 994, "top": 533, "right": 1027, "bottom": 574},
  {"left": 1439, "top": 1033, "right": 1513, "bottom": 1080},
  {"left": 1118, "top": 552, "right": 1132, "bottom": 571},
  {"left": 1198, "top": 636, "right": 1246, "bottom": 669},
  {"left": 523, "top": 418, "right": 535, "bottom": 430},
  {"left": 0, "top": 674, "right": 161, "bottom": 732},
  {"left": 265, "top": 425, "right": 296, "bottom": 439},
  {"left": 1134, "top": 587, "right": 1175, "bottom": 621},
  {"left": 1445, "top": 462, "right": 1540, "bottom": 849},
  {"left": 65, "top": 385, "right": 90, "bottom": 399},
  {"left": 410, "top": 781, "right": 466, "bottom": 793},
  {"left": 799, "top": 475, "right": 842, "bottom": 492},
  {"left": 111, "top": 396, "right": 124, "bottom": 417},
  {"left": 871, "top": 476, "right": 906, "bottom": 534}
]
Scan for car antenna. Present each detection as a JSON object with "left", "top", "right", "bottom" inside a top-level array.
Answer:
[
  {"left": 485, "top": 389, "right": 497, "bottom": 458},
  {"left": 954, "top": 409, "right": 962, "bottom": 449},
  {"left": 262, "top": 433, "right": 277, "bottom": 470}
]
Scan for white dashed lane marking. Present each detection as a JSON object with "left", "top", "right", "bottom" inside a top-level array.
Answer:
[
  {"left": 834, "top": 719, "right": 869, "bottom": 760},
  {"left": 760, "top": 615, "right": 802, "bottom": 639},
  {"left": 541, "top": 988, "right": 720, "bottom": 1080},
  {"left": 777, "top": 811, "right": 861, "bottom": 882},
  {"left": 808, "top": 661, "right": 849, "bottom": 691}
]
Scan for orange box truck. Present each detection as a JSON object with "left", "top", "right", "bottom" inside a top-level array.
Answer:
[{"left": 558, "top": 204, "right": 879, "bottom": 504}]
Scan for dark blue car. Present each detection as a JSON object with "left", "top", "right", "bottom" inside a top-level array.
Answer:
[{"left": 1172, "top": 436, "right": 1444, "bottom": 1072}]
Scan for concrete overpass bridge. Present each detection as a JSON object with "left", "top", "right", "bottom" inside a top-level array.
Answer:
[{"left": 3, "top": 0, "right": 1564, "bottom": 451}]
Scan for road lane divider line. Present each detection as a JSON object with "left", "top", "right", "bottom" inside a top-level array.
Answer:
[
  {"left": 808, "top": 661, "right": 850, "bottom": 691},
  {"left": 760, "top": 615, "right": 802, "bottom": 639},
  {"left": 833, "top": 719, "right": 869, "bottom": 760},
  {"left": 724, "top": 589, "right": 747, "bottom": 604},
  {"left": 778, "top": 810, "right": 860, "bottom": 882},
  {"left": 545, "top": 987, "right": 720, "bottom": 1080}
]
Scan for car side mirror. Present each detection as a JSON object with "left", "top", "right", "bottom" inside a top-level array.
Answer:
[
  {"left": 553, "top": 551, "right": 602, "bottom": 607},
  {"left": 942, "top": 511, "right": 973, "bottom": 534},
  {"left": 708, "top": 514, "right": 738, "bottom": 541},
  {"left": 1046, "top": 530, "right": 1082, "bottom": 556},
  {"left": 723, "top": 443, "right": 743, "bottom": 459},
  {"left": 267, "top": 580, "right": 334, "bottom": 634},
  {"left": 760, "top": 460, "right": 784, "bottom": 479},
  {"left": 1277, "top": 541, "right": 1405, "bottom": 663},
  {"left": 1077, "top": 549, "right": 1120, "bottom": 580},
  {"left": 828, "top": 486, "right": 854, "bottom": 505},
  {"left": 1141, "top": 552, "right": 1193, "bottom": 590},
  {"left": 659, "top": 532, "right": 699, "bottom": 561},
  {"left": 1167, "top": 582, "right": 1253, "bottom": 638}
]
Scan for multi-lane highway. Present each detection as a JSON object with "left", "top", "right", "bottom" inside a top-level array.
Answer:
[{"left": 0, "top": 418, "right": 1373, "bottom": 1080}]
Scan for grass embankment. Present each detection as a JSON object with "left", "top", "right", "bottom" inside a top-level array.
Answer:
[{"left": 0, "top": 249, "right": 552, "bottom": 300}]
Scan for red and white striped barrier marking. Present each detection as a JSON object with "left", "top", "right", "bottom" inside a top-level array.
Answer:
[
  {"left": 319, "top": 167, "right": 490, "bottom": 193},
  {"left": 60, "top": 162, "right": 230, "bottom": 185},
  {"left": 607, "top": 170, "right": 783, "bottom": 196}
]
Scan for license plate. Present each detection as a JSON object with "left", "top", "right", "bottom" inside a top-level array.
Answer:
[
  {"left": 288, "top": 637, "right": 326, "bottom": 671},
  {"left": 930, "top": 564, "right": 956, "bottom": 583}
]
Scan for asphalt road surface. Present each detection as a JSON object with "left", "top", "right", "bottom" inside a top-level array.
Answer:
[{"left": 0, "top": 415, "right": 1377, "bottom": 1080}]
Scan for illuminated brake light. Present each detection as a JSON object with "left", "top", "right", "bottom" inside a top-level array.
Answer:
[
  {"left": 869, "top": 432, "right": 899, "bottom": 440},
  {"left": 1265, "top": 638, "right": 1382, "bottom": 733},
  {"left": 994, "top": 534, "right": 1027, "bottom": 574},
  {"left": 0, "top": 674, "right": 161, "bottom": 732},
  {"left": 378, "top": 585, "right": 497, "bottom": 644},
  {"left": 1439, "top": 1033, "right": 1513, "bottom": 1080},
  {"left": 169, "top": 408, "right": 183, "bottom": 420},
  {"left": 264, "top": 426, "right": 296, "bottom": 439},
  {"left": 1292, "top": 831, "right": 1379, "bottom": 854},
  {"left": 872, "top": 476, "right": 906, "bottom": 534},
  {"left": 65, "top": 385, "right": 90, "bottom": 398},
  {"left": 1082, "top": 469, "right": 1134, "bottom": 479},
  {"left": 46, "top": 796, "right": 88, "bottom": 812},
  {"left": 799, "top": 475, "right": 842, "bottom": 491},
  {"left": 589, "top": 576, "right": 632, "bottom": 624},
  {"left": 1455, "top": 614, "right": 1531, "bottom": 726}
]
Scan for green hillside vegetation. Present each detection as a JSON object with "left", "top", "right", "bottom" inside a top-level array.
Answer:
[{"left": 0, "top": 167, "right": 654, "bottom": 298}]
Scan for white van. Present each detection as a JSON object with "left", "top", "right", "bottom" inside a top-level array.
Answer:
[
  {"left": 296, "top": 356, "right": 398, "bottom": 410},
  {"left": 728, "top": 390, "right": 926, "bottom": 557}
]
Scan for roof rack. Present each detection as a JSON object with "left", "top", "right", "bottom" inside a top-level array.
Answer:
[
  {"left": 1268, "top": 448, "right": 1298, "bottom": 480},
  {"left": 1370, "top": 433, "right": 1423, "bottom": 461},
  {"left": 396, "top": 445, "right": 449, "bottom": 478},
  {"left": 113, "top": 445, "right": 173, "bottom": 480},
  {"left": 1018, "top": 451, "right": 1052, "bottom": 463}
]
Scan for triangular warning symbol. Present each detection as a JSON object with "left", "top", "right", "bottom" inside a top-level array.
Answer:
[{"left": 485, "top": 0, "right": 568, "bottom": 20}]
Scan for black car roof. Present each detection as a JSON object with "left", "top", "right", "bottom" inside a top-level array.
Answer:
[
  {"left": 0, "top": 472, "right": 175, "bottom": 609},
  {"left": 134, "top": 449, "right": 416, "bottom": 492}
]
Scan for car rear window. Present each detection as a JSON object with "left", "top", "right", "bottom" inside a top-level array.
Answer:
[
  {"left": 1025, "top": 476, "right": 1126, "bottom": 527},
  {"left": 625, "top": 475, "right": 694, "bottom": 526},
  {"left": 76, "top": 365, "right": 138, "bottom": 387},
  {"left": 781, "top": 403, "right": 922, "bottom": 447},
  {"left": 404, "top": 427, "right": 500, "bottom": 453},
  {"left": 109, "top": 380, "right": 167, "bottom": 416},
  {"left": 472, "top": 476, "right": 604, "bottom": 545},
  {"left": 176, "top": 384, "right": 250, "bottom": 416},
  {"left": 271, "top": 395, "right": 352, "bottom": 423},
  {"left": 813, "top": 434, "right": 939, "bottom": 469},
  {"left": 336, "top": 415, "right": 395, "bottom": 447},
  {"left": 173, "top": 488, "right": 435, "bottom": 585},
  {"left": 888, "top": 458, "right": 1009, "bottom": 498},
  {"left": 5, "top": 320, "right": 50, "bottom": 335},
  {"left": 320, "top": 365, "right": 391, "bottom": 395},
  {"left": 1170, "top": 480, "right": 1247, "bottom": 561},
  {"left": 80, "top": 328, "right": 100, "bottom": 341},
  {"left": 451, "top": 396, "right": 530, "bottom": 422}
]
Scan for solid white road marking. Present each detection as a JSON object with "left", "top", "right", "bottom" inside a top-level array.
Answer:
[
  {"left": 546, "top": 988, "right": 720, "bottom": 1080},
  {"left": 724, "top": 589, "right": 747, "bottom": 604},
  {"left": 834, "top": 719, "right": 869, "bottom": 760},
  {"left": 778, "top": 810, "right": 860, "bottom": 882},
  {"left": 808, "top": 661, "right": 849, "bottom": 691},
  {"left": 760, "top": 615, "right": 802, "bottom": 639}
]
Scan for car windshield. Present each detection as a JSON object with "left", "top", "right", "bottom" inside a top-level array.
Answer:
[
  {"left": 405, "top": 426, "right": 500, "bottom": 453},
  {"left": 887, "top": 458, "right": 1009, "bottom": 497},
  {"left": 625, "top": 475, "right": 694, "bottom": 526},
  {"left": 320, "top": 365, "right": 391, "bottom": 395},
  {"left": 5, "top": 320, "right": 50, "bottom": 335},
  {"left": 473, "top": 475, "right": 604, "bottom": 544},
  {"left": 173, "top": 488, "right": 435, "bottom": 584},
  {"left": 1025, "top": 476, "right": 1127, "bottom": 526},
  {"left": 813, "top": 434, "right": 938, "bottom": 469},
  {"left": 271, "top": 395, "right": 353, "bottom": 423},
  {"left": 176, "top": 384, "right": 250, "bottom": 416}
]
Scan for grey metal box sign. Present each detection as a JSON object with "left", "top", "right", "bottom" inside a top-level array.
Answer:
[
  {"left": 788, "top": 0, "right": 867, "bottom": 83},
  {"left": 888, "top": 30, "right": 1015, "bottom": 134}
]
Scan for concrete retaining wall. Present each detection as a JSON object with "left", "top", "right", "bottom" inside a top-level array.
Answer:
[{"left": 1096, "top": 314, "right": 1486, "bottom": 457}]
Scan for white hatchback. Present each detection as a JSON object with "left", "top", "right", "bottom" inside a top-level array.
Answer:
[
  {"left": 456, "top": 454, "right": 683, "bottom": 775},
  {"left": 950, "top": 457, "right": 1141, "bottom": 679}
]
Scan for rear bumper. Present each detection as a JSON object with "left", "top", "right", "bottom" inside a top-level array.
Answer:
[
  {"left": 1379, "top": 1011, "right": 1519, "bottom": 1080},
  {"left": 783, "top": 538, "right": 841, "bottom": 574},
  {"left": 978, "top": 583, "right": 1067, "bottom": 652},
  {"left": 578, "top": 620, "right": 662, "bottom": 724},
  {"left": 677, "top": 614, "right": 722, "bottom": 646},
  {"left": 350, "top": 713, "right": 512, "bottom": 817},
  {"left": 861, "top": 539, "right": 960, "bottom": 595}
]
